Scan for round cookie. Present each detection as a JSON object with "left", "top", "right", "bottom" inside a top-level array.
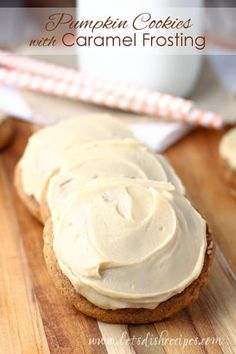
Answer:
[
  {"left": 40, "top": 139, "right": 185, "bottom": 223},
  {"left": 0, "top": 116, "right": 15, "bottom": 150},
  {"left": 15, "top": 115, "right": 134, "bottom": 221},
  {"left": 43, "top": 177, "right": 214, "bottom": 324},
  {"left": 43, "top": 218, "right": 214, "bottom": 324}
]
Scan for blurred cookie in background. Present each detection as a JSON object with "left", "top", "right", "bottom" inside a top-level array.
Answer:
[
  {"left": 219, "top": 127, "right": 236, "bottom": 195},
  {"left": 0, "top": 112, "right": 15, "bottom": 150}
]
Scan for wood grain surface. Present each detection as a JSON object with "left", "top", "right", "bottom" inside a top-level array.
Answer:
[{"left": 0, "top": 119, "right": 236, "bottom": 354}]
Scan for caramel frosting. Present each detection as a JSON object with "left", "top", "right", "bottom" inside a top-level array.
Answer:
[
  {"left": 19, "top": 115, "right": 133, "bottom": 202},
  {"left": 47, "top": 139, "right": 185, "bottom": 218},
  {"left": 219, "top": 128, "right": 236, "bottom": 170},
  {"left": 52, "top": 178, "right": 206, "bottom": 310}
]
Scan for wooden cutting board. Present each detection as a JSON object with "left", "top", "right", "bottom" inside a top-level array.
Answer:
[{"left": 0, "top": 119, "right": 236, "bottom": 354}]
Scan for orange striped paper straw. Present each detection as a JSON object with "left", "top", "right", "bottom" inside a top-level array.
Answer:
[{"left": 0, "top": 50, "right": 223, "bottom": 128}]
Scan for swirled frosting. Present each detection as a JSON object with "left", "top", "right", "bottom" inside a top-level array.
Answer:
[
  {"left": 219, "top": 128, "right": 236, "bottom": 170},
  {"left": 47, "top": 139, "right": 185, "bottom": 219},
  {"left": 19, "top": 115, "right": 133, "bottom": 202},
  {"left": 52, "top": 178, "right": 206, "bottom": 310}
]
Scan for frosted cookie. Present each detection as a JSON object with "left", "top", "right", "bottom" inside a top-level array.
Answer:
[
  {"left": 14, "top": 115, "right": 133, "bottom": 222},
  {"left": 41, "top": 139, "right": 185, "bottom": 222},
  {"left": 43, "top": 178, "right": 214, "bottom": 324},
  {"left": 219, "top": 127, "right": 236, "bottom": 194},
  {"left": 0, "top": 112, "right": 14, "bottom": 150}
]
